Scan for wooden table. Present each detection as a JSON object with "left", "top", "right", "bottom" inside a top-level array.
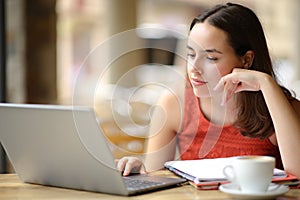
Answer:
[{"left": 0, "top": 172, "right": 300, "bottom": 200}]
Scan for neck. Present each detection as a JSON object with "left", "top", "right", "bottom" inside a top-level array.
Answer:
[{"left": 199, "top": 95, "right": 238, "bottom": 126}]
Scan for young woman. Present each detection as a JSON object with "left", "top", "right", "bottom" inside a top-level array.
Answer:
[{"left": 117, "top": 2, "right": 300, "bottom": 178}]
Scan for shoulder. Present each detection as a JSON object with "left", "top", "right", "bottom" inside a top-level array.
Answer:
[
  {"left": 156, "top": 92, "right": 182, "bottom": 118},
  {"left": 157, "top": 91, "right": 181, "bottom": 106},
  {"left": 155, "top": 92, "right": 183, "bottom": 132}
]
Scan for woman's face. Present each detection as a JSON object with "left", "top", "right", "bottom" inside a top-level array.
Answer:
[{"left": 187, "top": 22, "right": 242, "bottom": 98}]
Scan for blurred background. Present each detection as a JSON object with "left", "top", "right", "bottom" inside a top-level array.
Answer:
[{"left": 1, "top": 0, "right": 300, "bottom": 172}]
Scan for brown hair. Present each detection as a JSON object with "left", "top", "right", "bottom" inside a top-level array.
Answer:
[{"left": 190, "top": 3, "right": 293, "bottom": 139}]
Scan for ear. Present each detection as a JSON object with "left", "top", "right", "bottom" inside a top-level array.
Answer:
[{"left": 241, "top": 50, "right": 254, "bottom": 69}]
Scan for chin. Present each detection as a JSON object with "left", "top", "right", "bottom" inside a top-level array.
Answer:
[{"left": 192, "top": 88, "right": 211, "bottom": 98}]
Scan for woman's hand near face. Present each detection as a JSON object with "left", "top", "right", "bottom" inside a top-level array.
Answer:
[
  {"left": 213, "top": 68, "right": 269, "bottom": 105},
  {"left": 215, "top": 67, "right": 300, "bottom": 178},
  {"left": 115, "top": 157, "right": 147, "bottom": 176}
]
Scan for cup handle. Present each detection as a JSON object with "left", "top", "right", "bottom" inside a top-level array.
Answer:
[{"left": 223, "top": 165, "right": 235, "bottom": 182}]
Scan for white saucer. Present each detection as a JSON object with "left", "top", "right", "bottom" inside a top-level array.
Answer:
[{"left": 219, "top": 183, "right": 289, "bottom": 200}]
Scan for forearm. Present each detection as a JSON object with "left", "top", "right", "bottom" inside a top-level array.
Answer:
[
  {"left": 260, "top": 76, "right": 300, "bottom": 177},
  {"left": 144, "top": 93, "right": 181, "bottom": 172},
  {"left": 144, "top": 139, "right": 176, "bottom": 172}
]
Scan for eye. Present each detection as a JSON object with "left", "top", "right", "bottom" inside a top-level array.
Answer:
[
  {"left": 187, "top": 53, "right": 196, "bottom": 58},
  {"left": 207, "top": 56, "right": 218, "bottom": 61}
]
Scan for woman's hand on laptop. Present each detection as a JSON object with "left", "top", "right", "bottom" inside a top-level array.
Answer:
[{"left": 116, "top": 156, "right": 147, "bottom": 176}]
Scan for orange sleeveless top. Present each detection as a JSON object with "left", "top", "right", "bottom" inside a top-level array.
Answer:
[{"left": 177, "top": 85, "right": 283, "bottom": 169}]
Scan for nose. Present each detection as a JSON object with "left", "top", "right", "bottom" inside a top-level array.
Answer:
[{"left": 189, "top": 58, "right": 203, "bottom": 74}]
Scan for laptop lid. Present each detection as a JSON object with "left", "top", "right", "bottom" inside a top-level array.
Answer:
[
  {"left": 0, "top": 103, "right": 132, "bottom": 195},
  {"left": 0, "top": 103, "right": 185, "bottom": 195}
]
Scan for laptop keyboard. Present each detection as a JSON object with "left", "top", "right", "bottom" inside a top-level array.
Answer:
[{"left": 124, "top": 178, "right": 165, "bottom": 191}]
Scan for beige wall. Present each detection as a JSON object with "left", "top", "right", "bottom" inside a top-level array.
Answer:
[{"left": 6, "top": 0, "right": 300, "bottom": 104}]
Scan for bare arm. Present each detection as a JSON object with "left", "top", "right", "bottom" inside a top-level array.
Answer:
[
  {"left": 144, "top": 92, "right": 182, "bottom": 172},
  {"left": 116, "top": 92, "right": 183, "bottom": 175},
  {"left": 259, "top": 76, "right": 300, "bottom": 178}
]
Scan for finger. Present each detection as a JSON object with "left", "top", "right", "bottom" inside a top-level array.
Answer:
[
  {"left": 234, "top": 83, "right": 246, "bottom": 93},
  {"left": 123, "top": 167, "right": 131, "bottom": 176},
  {"left": 222, "top": 80, "right": 239, "bottom": 105},
  {"left": 221, "top": 89, "right": 226, "bottom": 106},
  {"left": 213, "top": 77, "right": 225, "bottom": 92},
  {"left": 117, "top": 157, "right": 128, "bottom": 173},
  {"left": 123, "top": 160, "right": 136, "bottom": 176},
  {"left": 214, "top": 75, "right": 238, "bottom": 92},
  {"left": 225, "top": 82, "right": 238, "bottom": 102},
  {"left": 139, "top": 165, "right": 147, "bottom": 174},
  {"left": 214, "top": 67, "right": 240, "bottom": 91},
  {"left": 232, "top": 68, "right": 244, "bottom": 73}
]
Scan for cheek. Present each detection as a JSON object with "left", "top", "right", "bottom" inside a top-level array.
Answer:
[
  {"left": 216, "top": 57, "right": 242, "bottom": 77},
  {"left": 205, "top": 64, "right": 224, "bottom": 81},
  {"left": 205, "top": 63, "right": 232, "bottom": 88},
  {"left": 216, "top": 64, "right": 235, "bottom": 77}
]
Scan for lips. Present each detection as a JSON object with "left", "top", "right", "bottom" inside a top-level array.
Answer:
[{"left": 190, "top": 77, "right": 207, "bottom": 86}]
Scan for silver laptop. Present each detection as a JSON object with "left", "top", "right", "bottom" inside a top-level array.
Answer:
[{"left": 0, "top": 103, "right": 186, "bottom": 196}]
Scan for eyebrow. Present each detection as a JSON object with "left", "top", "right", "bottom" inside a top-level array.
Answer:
[{"left": 186, "top": 45, "right": 223, "bottom": 54}]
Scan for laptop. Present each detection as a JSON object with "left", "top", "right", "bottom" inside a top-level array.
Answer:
[{"left": 0, "top": 103, "right": 186, "bottom": 196}]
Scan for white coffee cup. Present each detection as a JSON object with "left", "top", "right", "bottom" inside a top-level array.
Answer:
[{"left": 223, "top": 156, "right": 275, "bottom": 193}]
